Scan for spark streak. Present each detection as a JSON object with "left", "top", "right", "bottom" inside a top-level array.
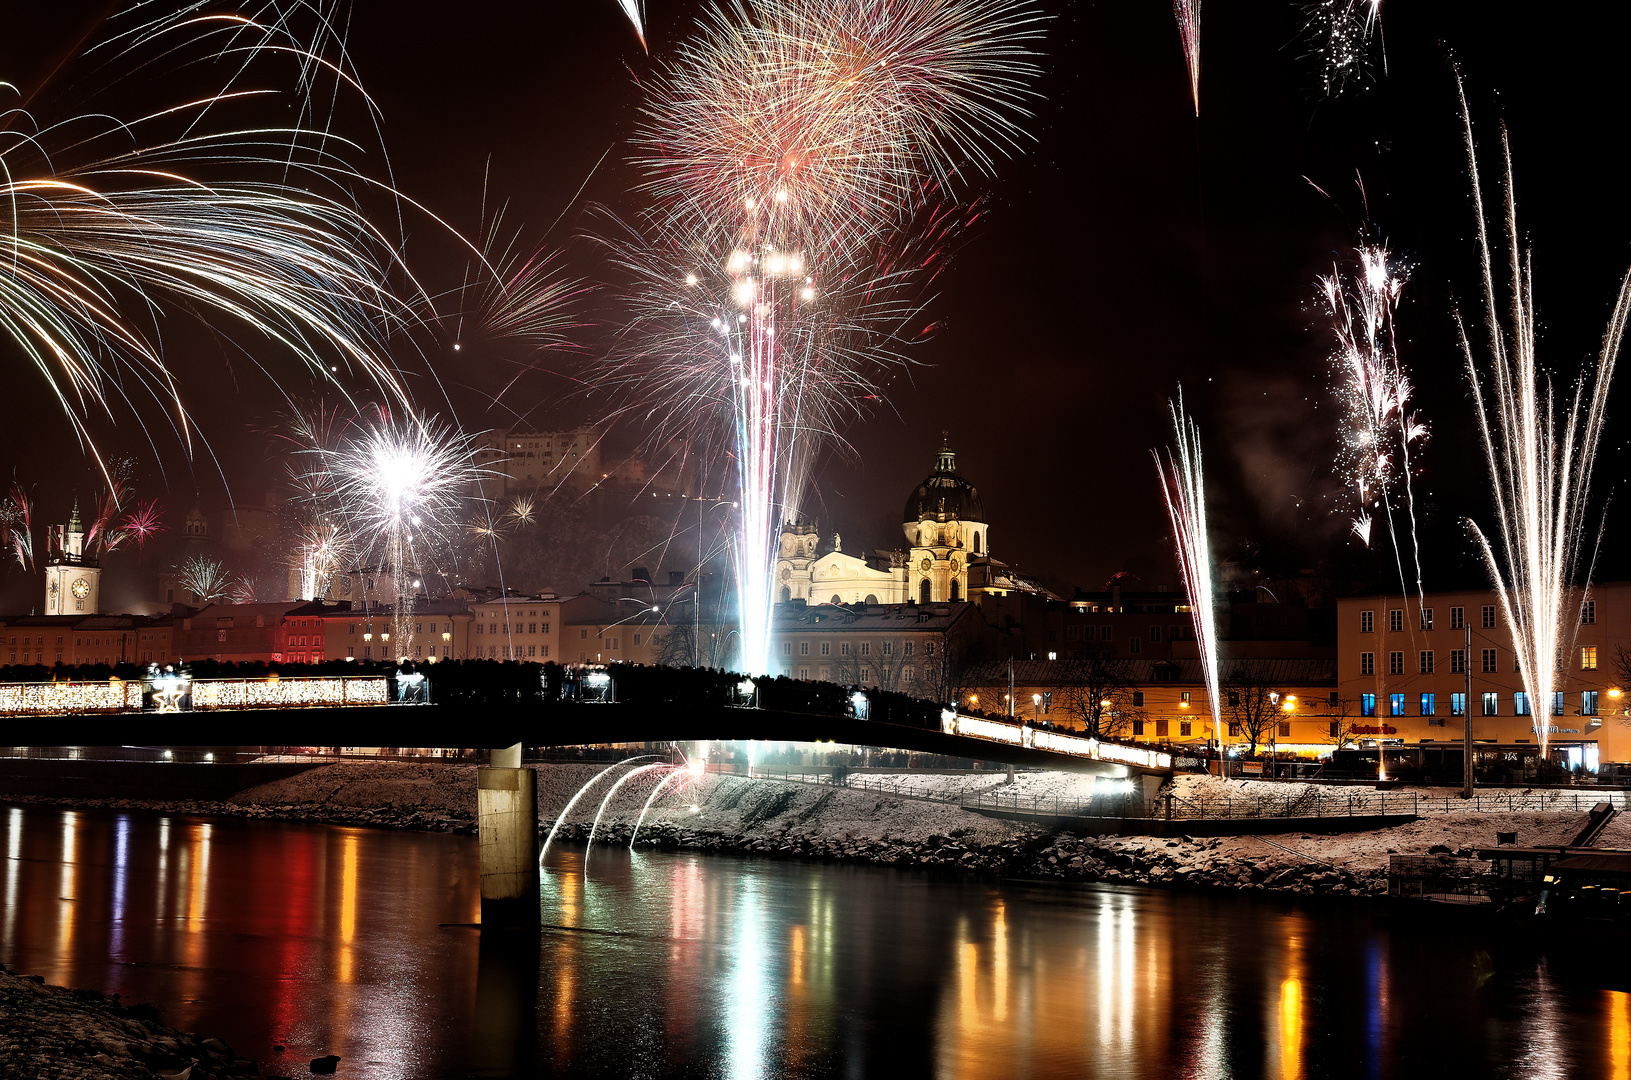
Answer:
[{"left": 1153, "top": 392, "right": 1221, "bottom": 743}]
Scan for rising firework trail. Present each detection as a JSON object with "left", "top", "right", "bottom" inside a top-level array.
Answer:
[
  {"left": 613, "top": 0, "right": 1043, "bottom": 673},
  {"left": 1153, "top": 392, "right": 1221, "bottom": 743},
  {"left": 1316, "top": 235, "right": 1426, "bottom": 594},
  {"left": 1172, "top": 0, "right": 1202, "bottom": 114},
  {"left": 1456, "top": 88, "right": 1631, "bottom": 760}
]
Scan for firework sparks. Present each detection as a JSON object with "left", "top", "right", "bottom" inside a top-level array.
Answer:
[
  {"left": 1, "top": 3, "right": 422, "bottom": 465},
  {"left": 176, "top": 556, "right": 232, "bottom": 605},
  {"left": 1153, "top": 391, "right": 1221, "bottom": 742},
  {"left": 611, "top": 0, "right": 1042, "bottom": 673},
  {"left": 613, "top": 0, "right": 648, "bottom": 49},
  {"left": 314, "top": 408, "right": 488, "bottom": 653},
  {"left": 1172, "top": 0, "right": 1202, "bottom": 114},
  {"left": 1297, "top": 0, "right": 1386, "bottom": 100},
  {"left": 0, "top": 486, "right": 34, "bottom": 571},
  {"left": 1456, "top": 88, "right": 1631, "bottom": 761},
  {"left": 1317, "top": 236, "right": 1426, "bottom": 593}
]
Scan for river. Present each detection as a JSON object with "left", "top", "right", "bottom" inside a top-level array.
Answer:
[{"left": 1, "top": 803, "right": 1626, "bottom": 1078}]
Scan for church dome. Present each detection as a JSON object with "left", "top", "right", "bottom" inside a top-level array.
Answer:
[{"left": 904, "top": 444, "right": 985, "bottom": 523}]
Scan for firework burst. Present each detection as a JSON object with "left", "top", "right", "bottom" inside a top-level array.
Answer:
[
  {"left": 1, "top": 2, "right": 423, "bottom": 468},
  {"left": 313, "top": 407, "right": 488, "bottom": 653},
  {"left": 1297, "top": 0, "right": 1385, "bottom": 100},
  {"left": 0, "top": 486, "right": 34, "bottom": 571},
  {"left": 609, "top": 0, "right": 1042, "bottom": 672},
  {"left": 1456, "top": 89, "right": 1631, "bottom": 760},
  {"left": 1317, "top": 235, "right": 1426, "bottom": 593},
  {"left": 176, "top": 556, "right": 232, "bottom": 605}
]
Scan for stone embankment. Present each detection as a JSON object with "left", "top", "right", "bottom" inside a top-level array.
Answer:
[
  {"left": 0, "top": 963, "right": 269, "bottom": 1080},
  {"left": 0, "top": 762, "right": 1604, "bottom": 902}
]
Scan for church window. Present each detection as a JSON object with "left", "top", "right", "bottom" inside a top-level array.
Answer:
[
  {"left": 864, "top": 594, "right": 878, "bottom": 605},
  {"left": 781, "top": 587, "right": 791, "bottom": 603},
  {"left": 831, "top": 595, "right": 842, "bottom": 605},
  {"left": 920, "top": 580, "right": 932, "bottom": 605},
  {"left": 973, "top": 531, "right": 982, "bottom": 554},
  {"left": 949, "top": 580, "right": 960, "bottom": 601}
]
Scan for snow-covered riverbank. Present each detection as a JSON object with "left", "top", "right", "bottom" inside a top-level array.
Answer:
[{"left": 2, "top": 761, "right": 1615, "bottom": 898}]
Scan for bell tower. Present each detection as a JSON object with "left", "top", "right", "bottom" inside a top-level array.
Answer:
[{"left": 44, "top": 500, "right": 101, "bottom": 615}]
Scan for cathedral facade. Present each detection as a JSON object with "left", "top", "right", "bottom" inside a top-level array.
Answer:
[{"left": 775, "top": 443, "right": 994, "bottom": 607}]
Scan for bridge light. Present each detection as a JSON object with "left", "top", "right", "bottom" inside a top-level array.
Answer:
[
  {"left": 851, "top": 691, "right": 870, "bottom": 720},
  {"left": 941, "top": 708, "right": 956, "bottom": 726}
]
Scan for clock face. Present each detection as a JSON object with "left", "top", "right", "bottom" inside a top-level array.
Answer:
[{"left": 71, "top": 578, "right": 90, "bottom": 599}]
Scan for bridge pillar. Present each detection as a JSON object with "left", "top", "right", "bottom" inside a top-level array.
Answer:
[{"left": 478, "top": 743, "right": 539, "bottom": 926}]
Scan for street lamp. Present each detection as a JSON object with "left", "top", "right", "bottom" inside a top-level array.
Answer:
[{"left": 1032, "top": 692, "right": 1042, "bottom": 723}]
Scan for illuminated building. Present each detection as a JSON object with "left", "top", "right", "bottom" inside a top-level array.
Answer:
[
  {"left": 768, "top": 601, "right": 990, "bottom": 697},
  {"left": 1336, "top": 583, "right": 1631, "bottom": 768},
  {"left": 325, "top": 599, "right": 473, "bottom": 662},
  {"left": 42, "top": 502, "right": 101, "bottom": 616},
  {"left": 172, "top": 601, "right": 345, "bottom": 664}
]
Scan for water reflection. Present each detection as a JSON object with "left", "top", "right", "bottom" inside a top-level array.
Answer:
[{"left": 6, "top": 805, "right": 1631, "bottom": 1079}]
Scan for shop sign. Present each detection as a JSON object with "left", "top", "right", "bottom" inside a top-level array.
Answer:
[{"left": 1348, "top": 724, "right": 1398, "bottom": 735}]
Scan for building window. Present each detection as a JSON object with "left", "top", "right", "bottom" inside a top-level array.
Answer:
[
  {"left": 1514, "top": 692, "right": 1531, "bottom": 716},
  {"left": 1420, "top": 651, "right": 1434, "bottom": 674},
  {"left": 841, "top": 643, "right": 851, "bottom": 656},
  {"left": 580, "top": 629, "right": 589, "bottom": 639},
  {"left": 1583, "top": 599, "right": 1597, "bottom": 625},
  {"left": 1180, "top": 691, "right": 1192, "bottom": 705},
  {"left": 1361, "top": 694, "right": 1376, "bottom": 717},
  {"left": 1227, "top": 690, "right": 1241, "bottom": 707},
  {"left": 783, "top": 642, "right": 792, "bottom": 656},
  {"left": 1101, "top": 626, "right": 1113, "bottom": 641},
  {"left": 1420, "top": 608, "right": 1434, "bottom": 630},
  {"left": 1132, "top": 691, "right": 1145, "bottom": 707},
  {"left": 902, "top": 668, "right": 912, "bottom": 684},
  {"left": 1482, "top": 605, "right": 1496, "bottom": 629},
  {"left": 1553, "top": 692, "right": 1565, "bottom": 716},
  {"left": 1420, "top": 692, "right": 1435, "bottom": 716},
  {"left": 1388, "top": 651, "right": 1404, "bottom": 675},
  {"left": 1450, "top": 606, "right": 1465, "bottom": 629},
  {"left": 1229, "top": 721, "right": 1243, "bottom": 737},
  {"left": 1451, "top": 693, "right": 1466, "bottom": 716},
  {"left": 903, "top": 642, "right": 913, "bottom": 657},
  {"left": 1179, "top": 720, "right": 1192, "bottom": 737},
  {"left": 1150, "top": 625, "right": 1161, "bottom": 641},
  {"left": 1582, "top": 646, "right": 1598, "bottom": 670},
  {"left": 1278, "top": 721, "right": 1291, "bottom": 738},
  {"left": 1129, "top": 637, "right": 1141, "bottom": 654},
  {"left": 1156, "top": 719, "right": 1169, "bottom": 737},
  {"left": 1329, "top": 721, "right": 1340, "bottom": 738},
  {"left": 925, "top": 643, "right": 935, "bottom": 656},
  {"left": 861, "top": 642, "right": 871, "bottom": 656},
  {"left": 1482, "top": 692, "right": 1498, "bottom": 716},
  {"left": 800, "top": 667, "right": 809, "bottom": 680},
  {"left": 1360, "top": 652, "right": 1374, "bottom": 676},
  {"left": 821, "top": 643, "right": 830, "bottom": 656},
  {"left": 1451, "top": 650, "right": 1466, "bottom": 675},
  {"left": 1584, "top": 690, "right": 1601, "bottom": 716},
  {"left": 1133, "top": 720, "right": 1145, "bottom": 736},
  {"left": 1389, "top": 609, "right": 1403, "bottom": 633},
  {"left": 1482, "top": 649, "right": 1497, "bottom": 673},
  {"left": 800, "top": 641, "right": 810, "bottom": 655},
  {"left": 882, "top": 641, "right": 893, "bottom": 655},
  {"left": 1390, "top": 694, "right": 1405, "bottom": 717},
  {"left": 633, "top": 634, "right": 642, "bottom": 647},
  {"left": 1361, "top": 610, "right": 1374, "bottom": 633}
]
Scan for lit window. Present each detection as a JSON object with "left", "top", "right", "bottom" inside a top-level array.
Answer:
[
  {"left": 1420, "top": 693, "right": 1435, "bottom": 716},
  {"left": 1482, "top": 692, "right": 1498, "bottom": 716},
  {"left": 1514, "top": 692, "right": 1530, "bottom": 717},
  {"left": 1584, "top": 690, "right": 1601, "bottom": 715},
  {"left": 1390, "top": 694, "right": 1404, "bottom": 717},
  {"left": 1583, "top": 646, "right": 1598, "bottom": 670},
  {"left": 1361, "top": 694, "right": 1376, "bottom": 717}
]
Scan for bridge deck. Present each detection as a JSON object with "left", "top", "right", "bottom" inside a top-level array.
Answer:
[{"left": 14, "top": 701, "right": 1172, "bottom": 778}]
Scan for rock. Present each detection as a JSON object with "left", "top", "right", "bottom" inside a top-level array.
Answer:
[
  {"left": 202, "top": 1036, "right": 233, "bottom": 1056},
  {"left": 1428, "top": 843, "right": 1452, "bottom": 854},
  {"left": 311, "top": 1054, "right": 342, "bottom": 1074}
]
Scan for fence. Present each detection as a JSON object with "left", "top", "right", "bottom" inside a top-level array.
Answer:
[{"left": 1387, "top": 854, "right": 1493, "bottom": 902}]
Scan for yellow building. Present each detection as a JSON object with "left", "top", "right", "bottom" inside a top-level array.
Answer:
[{"left": 1336, "top": 583, "right": 1631, "bottom": 767}]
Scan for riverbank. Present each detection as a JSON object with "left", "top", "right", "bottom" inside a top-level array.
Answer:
[
  {"left": 0, "top": 761, "right": 1612, "bottom": 899},
  {"left": 0, "top": 963, "right": 267, "bottom": 1080}
]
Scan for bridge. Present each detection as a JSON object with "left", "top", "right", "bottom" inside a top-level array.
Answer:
[{"left": 0, "top": 666, "right": 1174, "bottom": 781}]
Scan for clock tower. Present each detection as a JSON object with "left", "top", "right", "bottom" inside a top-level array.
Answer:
[{"left": 44, "top": 501, "right": 101, "bottom": 615}]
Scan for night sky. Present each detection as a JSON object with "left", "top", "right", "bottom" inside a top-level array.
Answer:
[{"left": 4, "top": 1, "right": 1631, "bottom": 608}]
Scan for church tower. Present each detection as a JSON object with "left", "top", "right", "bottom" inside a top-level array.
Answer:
[
  {"left": 44, "top": 500, "right": 102, "bottom": 615},
  {"left": 903, "top": 440, "right": 988, "bottom": 604}
]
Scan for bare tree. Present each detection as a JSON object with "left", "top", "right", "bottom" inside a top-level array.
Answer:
[
  {"left": 1615, "top": 645, "right": 1631, "bottom": 723},
  {"left": 1222, "top": 662, "right": 1285, "bottom": 756},
  {"left": 1053, "top": 655, "right": 1145, "bottom": 738}
]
